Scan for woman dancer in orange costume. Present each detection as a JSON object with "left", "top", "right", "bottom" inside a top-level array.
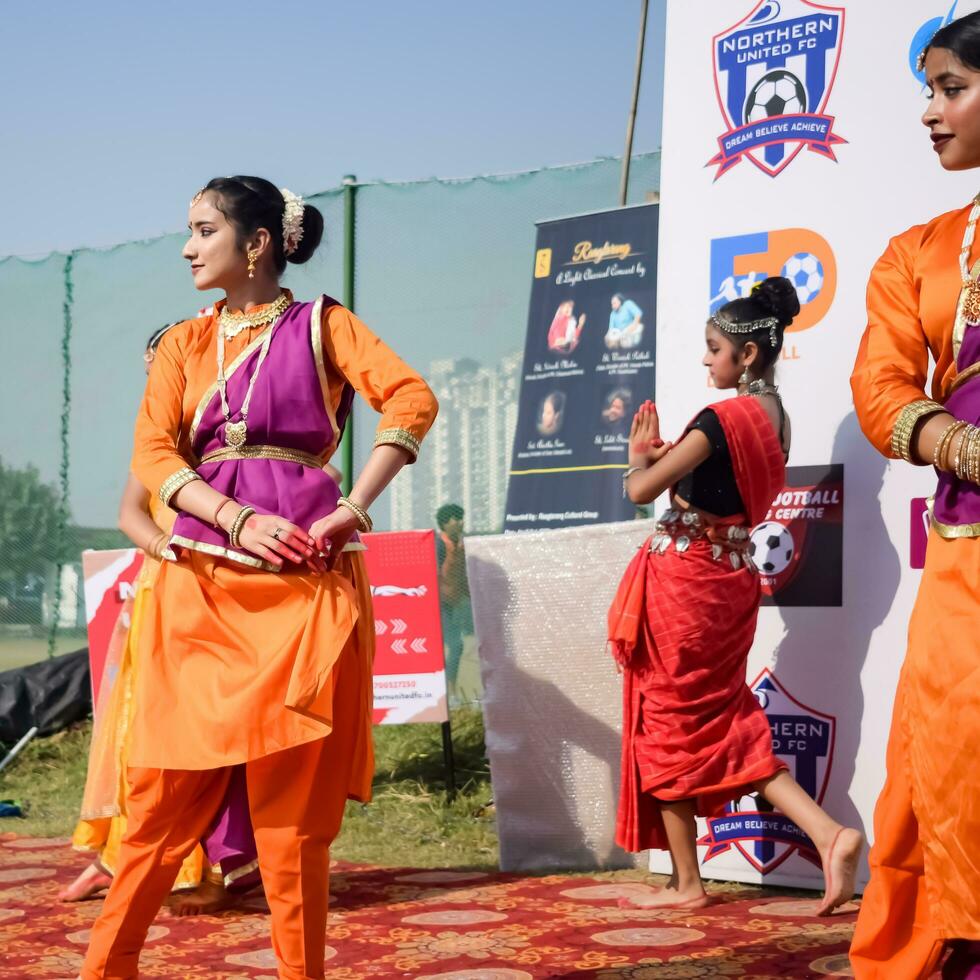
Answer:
[
  {"left": 81, "top": 176, "right": 437, "bottom": 979},
  {"left": 611, "top": 278, "right": 863, "bottom": 914},
  {"left": 850, "top": 15, "right": 980, "bottom": 979}
]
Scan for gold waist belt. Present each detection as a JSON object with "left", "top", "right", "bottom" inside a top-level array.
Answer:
[{"left": 199, "top": 445, "right": 323, "bottom": 468}]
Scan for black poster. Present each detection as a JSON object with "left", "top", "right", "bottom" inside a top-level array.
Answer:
[
  {"left": 752, "top": 463, "right": 844, "bottom": 608},
  {"left": 504, "top": 204, "right": 658, "bottom": 531}
]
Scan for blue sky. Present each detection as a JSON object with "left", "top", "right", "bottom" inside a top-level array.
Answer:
[{"left": 3, "top": 0, "right": 666, "bottom": 257}]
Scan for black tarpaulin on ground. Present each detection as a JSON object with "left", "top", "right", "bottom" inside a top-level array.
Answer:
[{"left": 0, "top": 649, "right": 90, "bottom": 743}]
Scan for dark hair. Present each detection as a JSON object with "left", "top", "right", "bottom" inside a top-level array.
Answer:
[
  {"left": 712, "top": 276, "right": 799, "bottom": 371},
  {"left": 612, "top": 293, "right": 626, "bottom": 305},
  {"left": 146, "top": 322, "right": 177, "bottom": 352},
  {"left": 199, "top": 176, "right": 324, "bottom": 274},
  {"left": 436, "top": 503, "right": 464, "bottom": 528},
  {"left": 921, "top": 11, "right": 980, "bottom": 73},
  {"left": 605, "top": 387, "right": 631, "bottom": 409},
  {"left": 543, "top": 390, "right": 566, "bottom": 415}
]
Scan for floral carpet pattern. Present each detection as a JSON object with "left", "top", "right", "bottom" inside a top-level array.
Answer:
[{"left": 0, "top": 835, "right": 868, "bottom": 979}]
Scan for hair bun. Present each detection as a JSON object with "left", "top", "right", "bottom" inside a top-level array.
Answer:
[
  {"left": 753, "top": 276, "right": 800, "bottom": 327},
  {"left": 286, "top": 203, "right": 324, "bottom": 265}
]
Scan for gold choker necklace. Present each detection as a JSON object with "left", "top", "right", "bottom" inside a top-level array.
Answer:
[{"left": 218, "top": 292, "right": 291, "bottom": 339}]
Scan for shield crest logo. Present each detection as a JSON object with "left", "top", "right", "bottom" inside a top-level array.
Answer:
[
  {"left": 709, "top": 0, "right": 847, "bottom": 179},
  {"left": 698, "top": 669, "right": 836, "bottom": 874}
]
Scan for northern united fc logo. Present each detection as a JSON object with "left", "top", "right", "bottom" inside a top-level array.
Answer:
[
  {"left": 698, "top": 669, "right": 836, "bottom": 874},
  {"left": 709, "top": 0, "right": 847, "bottom": 179}
]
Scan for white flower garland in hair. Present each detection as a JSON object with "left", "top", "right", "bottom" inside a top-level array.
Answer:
[{"left": 280, "top": 188, "right": 305, "bottom": 256}]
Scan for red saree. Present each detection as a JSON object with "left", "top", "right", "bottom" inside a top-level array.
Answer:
[{"left": 610, "top": 396, "right": 787, "bottom": 853}]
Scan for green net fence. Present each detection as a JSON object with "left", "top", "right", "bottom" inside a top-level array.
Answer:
[{"left": 0, "top": 153, "right": 660, "bottom": 694}]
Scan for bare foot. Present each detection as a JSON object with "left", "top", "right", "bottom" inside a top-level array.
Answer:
[
  {"left": 57, "top": 862, "right": 112, "bottom": 902},
  {"left": 618, "top": 884, "right": 711, "bottom": 909},
  {"left": 817, "top": 826, "right": 864, "bottom": 916},
  {"left": 169, "top": 878, "right": 235, "bottom": 917}
]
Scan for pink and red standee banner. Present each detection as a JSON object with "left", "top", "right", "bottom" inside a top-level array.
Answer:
[
  {"left": 81, "top": 548, "right": 144, "bottom": 705},
  {"left": 83, "top": 530, "right": 449, "bottom": 727},
  {"left": 362, "top": 529, "right": 449, "bottom": 725}
]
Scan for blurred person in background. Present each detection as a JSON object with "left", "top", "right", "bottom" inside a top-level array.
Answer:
[{"left": 436, "top": 503, "right": 472, "bottom": 696}]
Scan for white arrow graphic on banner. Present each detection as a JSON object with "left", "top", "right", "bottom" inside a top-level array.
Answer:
[
  {"left": 391, "top": 639, "right": 408, "bottom": 654},
  {"left": 391, "top": 619, "right": 407, "bottom": 634},
  {"left": 374, "top": 620, "right": 387, "bottom": 635},
  {"left": 410, "top": 638, "right": 427, "bottom": 653}
]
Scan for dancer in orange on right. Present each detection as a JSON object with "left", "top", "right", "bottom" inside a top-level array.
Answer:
[{"left": 850, "top": 14, "right": 980, "bottom": 980}]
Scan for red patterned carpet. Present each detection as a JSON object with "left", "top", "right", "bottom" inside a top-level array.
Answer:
[{"left": 0, "top": 834, "right": 866, "bottom": 978}]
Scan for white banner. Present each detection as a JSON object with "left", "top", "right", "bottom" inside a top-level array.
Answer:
[{"left": 655, "top": 0, "right": 977, "bottom": 888}]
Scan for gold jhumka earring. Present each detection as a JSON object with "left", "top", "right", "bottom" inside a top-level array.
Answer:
[{"left": 247, "top": 248, "right": 259, "bottom": 279}]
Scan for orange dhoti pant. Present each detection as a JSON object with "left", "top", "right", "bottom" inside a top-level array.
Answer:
[
  {"left": 850, "top": 530, "right": 980, "bottom": 979},
  {"left": 81, "top": 721, "right": 355, "bottom": 980},
  {"left": 82, "top": 551, "right": 374, "bottom": 980}
]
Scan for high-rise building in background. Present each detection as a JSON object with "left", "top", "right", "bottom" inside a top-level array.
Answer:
[{"left": 390, "top": 352, "right": 522, "bottom": 533}]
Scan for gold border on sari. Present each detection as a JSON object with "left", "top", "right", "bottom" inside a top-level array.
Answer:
[
  {"left": 200, "top": 445, "right": 323, "bottom": 469},
  {"left": 169, "top": 534, "right": 366, "bottom": 572},
  {"left": 931, "top": 514, "right": 980, "bottom": 539},
  {"left": 950, "top": 360, "right": 980, "bottom": 396},
  {"left": 310, "top": 295, "right": 341, "bottom": 458},
  {"left": 224, "top": 859, "right": 261, "bottom": 889}
]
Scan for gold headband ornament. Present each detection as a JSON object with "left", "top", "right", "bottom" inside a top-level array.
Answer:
[{"left": 710, "top": 312, "right": 780, "bottom": 348}]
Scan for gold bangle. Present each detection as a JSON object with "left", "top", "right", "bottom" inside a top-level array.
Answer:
[
  {"left": 933, "top": 420, "right": 959, "bottom": 469},
  {"left": 229, "top": 506, "right": 256, "bottom": 549},
  {"left": 936, "top": 420, "right": 964, "bottom": 472},
  {"left": 212, "top": 496, "right": 234, "bottom": 529},
  {"left": 337, "top": 496, "right": 373, "bottom": 533},
  {"left": 940, "top": 421, "right": 966, "bottom": 472},
  {"left": 890, "top": 399, "right": 944, "bottom": 463},
  {"left": 954, "top": 428, "right": 970, "bottom": 480}
]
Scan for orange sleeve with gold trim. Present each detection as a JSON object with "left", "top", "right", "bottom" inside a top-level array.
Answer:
[
  {"left": 131, "top": 325, "right": 197, "bottom": 502},
  {"left": 321, "top": 304, "right": 438, "bottom": 459},
  {"left": 850, "top": 229, "right": 933, "bottom": 458}
]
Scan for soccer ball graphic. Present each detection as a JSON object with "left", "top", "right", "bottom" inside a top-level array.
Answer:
[
  {"left": 744, "top": 69, "right": 807, "bottom": 124},
  {"left": 782, "top": 252, "right": 824, "bottom": 306},
  {"left": 749, "top": 521, "right": 795, "bottom": 576}
]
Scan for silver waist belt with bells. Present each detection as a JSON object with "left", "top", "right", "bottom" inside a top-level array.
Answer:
[{"left": 650, "top": 508, "right": 754, "bottom": 571}]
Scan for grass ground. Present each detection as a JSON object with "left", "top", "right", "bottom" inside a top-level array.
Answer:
[
  {"left": 0, "top": 633, "right": 87, "bottom": 673},
  {"left": 0, "top": 707, "right": 499, "bottom": 869}
]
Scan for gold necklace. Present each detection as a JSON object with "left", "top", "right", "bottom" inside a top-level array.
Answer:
[
  {"left": 216, "top": 319, "right": 282, "bottom": 449},
  {"left": 218, "top": 292, "right": 290, "bottom": 339},
  {"left": 959, "top": 193, "right": 980, "bottom": 326}
]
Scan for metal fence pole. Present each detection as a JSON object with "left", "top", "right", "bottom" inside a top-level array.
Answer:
[
  {"left": 619, "top": 0, "right": 650, "bottom": 207},
  {"left": 48, "top": 252, "right": 75, "bottom": 657},
  {"left": 339, "top": 175, "right": 358, "bottom": 495}
]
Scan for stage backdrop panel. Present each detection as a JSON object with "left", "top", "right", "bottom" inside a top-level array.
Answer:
[
  {"left": 466, "top": 520, "right": 656, "bottom": 872},
  {"left": 651, "top": 0, "right": 980, "bottom": 888}
]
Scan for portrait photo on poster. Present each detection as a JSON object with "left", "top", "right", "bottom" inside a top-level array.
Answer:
[
  {"left": 547, "top": 299, "right": 586, "bottom": 354},
  {"left": 537, "top": 390, "right": 567, "bottom": 437},
  {"left": 604, "top": 293, "right": 644, "bottom": 349},
  {"left": 600, "top": 386, "right": 633, "bottom": 430}
]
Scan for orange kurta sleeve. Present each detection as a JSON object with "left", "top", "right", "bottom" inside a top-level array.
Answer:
[
  {"left": 851, "top": 229, "right": 942, "bottom": 461},
  {"left": 321, "top": 304, "right": 438, "bottom": 460},
  {"left": 131, "top": 324, "right": 200, "bottom": 504}
]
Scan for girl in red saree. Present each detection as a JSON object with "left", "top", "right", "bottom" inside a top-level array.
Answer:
[{"left": 612, "top": 276, "right": 863, "bottom": 913}]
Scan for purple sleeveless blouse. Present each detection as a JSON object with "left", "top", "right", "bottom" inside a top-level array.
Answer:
[
  {"left": 933, "top": 322, "right": 980, "bottom": 532},
  {"left": 169, "top": 297, "right": 356, "bottom": 568}
]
